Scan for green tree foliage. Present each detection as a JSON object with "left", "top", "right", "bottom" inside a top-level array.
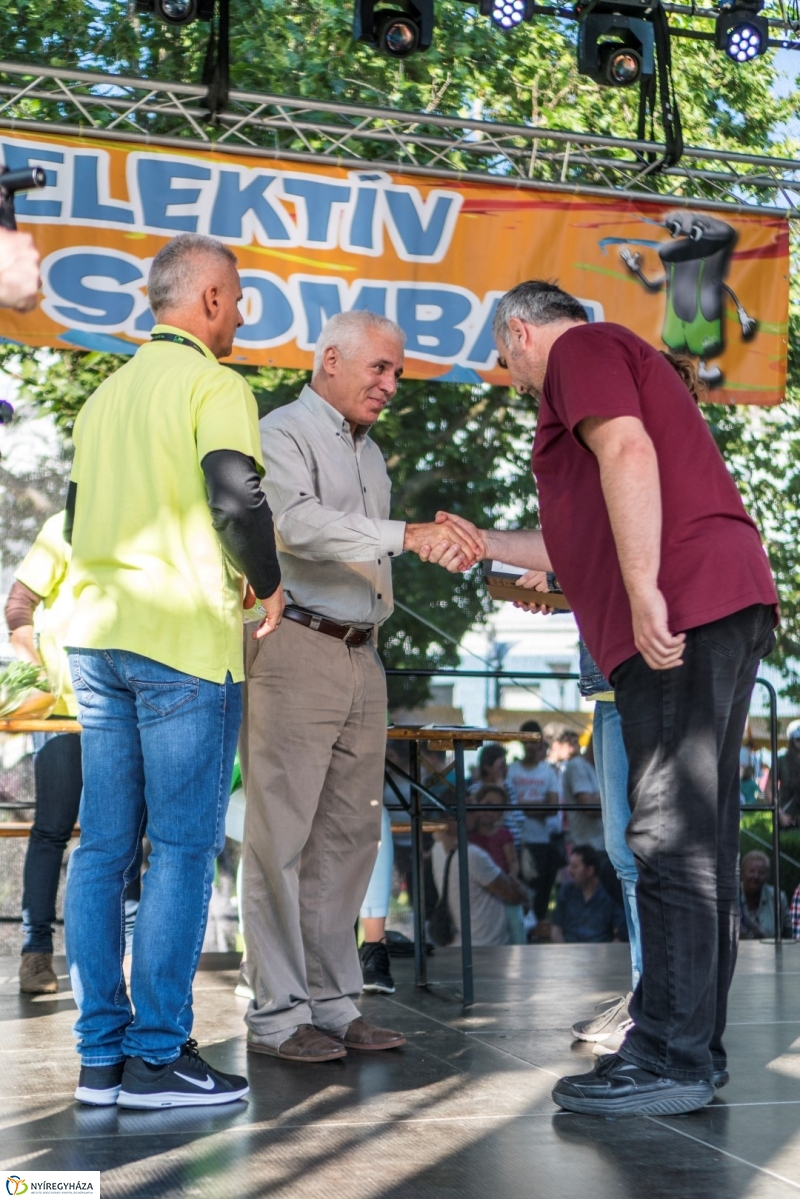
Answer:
[{"left": 0, "top": 0, "right": 798, "bottom": 696}]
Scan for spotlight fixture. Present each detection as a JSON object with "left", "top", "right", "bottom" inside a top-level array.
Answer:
[
  {"left": 354, "top": 0, "right": 434, "bottom": 55},
  {"left": 479, "top": 0, "right": 535, "bottom": 31},
  {"left": 576, "top": 3, "right": 655, "bottom": 87},
  {"left": 377, "top": 10, "right": 421, "bottom": 54},
  {"left": 131, "top": 0, "right": 215, "bottom": 26},
  {"left": 715, "top": 0, "right": 768, "bottom": 60}
]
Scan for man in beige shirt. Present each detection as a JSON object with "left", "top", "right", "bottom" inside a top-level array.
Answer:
[{"left": 241, "top": 309, "right": 480, "bottom": 1062}]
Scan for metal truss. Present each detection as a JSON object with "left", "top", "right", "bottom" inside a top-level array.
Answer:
[{"left": 0, "top": 59, "right": 798, "bottom": 215}]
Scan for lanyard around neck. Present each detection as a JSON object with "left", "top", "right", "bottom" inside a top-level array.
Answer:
[{"left": 150, "top": 332, "right": 207, "bottom": 357}]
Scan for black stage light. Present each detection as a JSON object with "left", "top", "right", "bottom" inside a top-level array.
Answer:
[
  {"left": 131, "top": 0, "right": 215, "bottom": 26},
  {"left": 576, "top": 3, "right": 655, "bottom": 87},
  {"left": 377, "top": 10, "right": 420, "bottom": 54},
  {"left": 479, "top": 0, "right": 535, "bottom": 31},
  {"left": 354, "top": 0, "right": 434, "bottom": 54},
  {"left": 715, "top": 0, "right": 768, "bottom": 60}
]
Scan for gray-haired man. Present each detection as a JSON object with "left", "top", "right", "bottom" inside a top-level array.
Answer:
[
  {"left": 63, "top": 233, "right": 283, "bottom": 1109},
  {"left": 241, "top": 310, "right": 481, "bottom": 1062}
]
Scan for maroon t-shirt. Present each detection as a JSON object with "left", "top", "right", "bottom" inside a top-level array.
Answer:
[{"left": 532, "top": 323, "right": 778, "bottom": 680}]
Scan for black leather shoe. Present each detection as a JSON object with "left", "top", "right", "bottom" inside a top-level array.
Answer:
[
  {"left": 713, "top": 1068, "right": 730, "bottom": 1089},
  {"left": 552, "top": 1054, "right": 714, "bottom": 1116}
]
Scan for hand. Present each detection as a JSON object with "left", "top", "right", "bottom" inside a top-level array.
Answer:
[
  {"left": 630, "top": 586, "right": 685, "bottom": 670},
  {"left": 512, "top": 569, "right": 558, "bottom": 615},
  {"left": 416, "top": 510, "right": 487, "bottom": 572},
  {"left": 252, "top": 582, "right": 285, "bottom": 640},
  {"left": 405, "top": 515, "right": 484, "bottom": 569},
  {"left": 0, "top": 229, "right": 41, "bottom": 311},
  {"left": 434, "top": 511, "right": 487, "bottom": 558},
  {"left": 420, "top": 538, "right": 471, "bottom": 572}
]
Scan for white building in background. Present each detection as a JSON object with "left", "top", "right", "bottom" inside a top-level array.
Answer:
[{"left": 453, "top": 606, "right": 587, "bottom": 731}]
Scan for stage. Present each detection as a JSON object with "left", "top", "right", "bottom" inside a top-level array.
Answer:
[{"left": 2, "top": 943, "right": 799, "bottom": 1198}]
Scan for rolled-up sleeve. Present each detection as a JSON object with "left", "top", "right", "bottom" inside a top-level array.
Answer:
[{"left": 262, "top": 428, "right": 405, "bottom": 562}]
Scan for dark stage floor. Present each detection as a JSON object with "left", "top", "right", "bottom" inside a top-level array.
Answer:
[{"left": 2, "top": 943, "right": 800, "bottom": 1198}]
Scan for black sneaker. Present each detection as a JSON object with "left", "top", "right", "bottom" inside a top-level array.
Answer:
[
  {"left": 360, "top": 941, "right": 396, "bottom": 995},
  {"left": 552, "top": 1053, "right": 714, "bottom": 1116},
  {"left": 75, "top": 1061, "right": 125, "bottom": 1106},
  {"left": 117, "top": 1039, "right": 249, "bottom": 1109}
]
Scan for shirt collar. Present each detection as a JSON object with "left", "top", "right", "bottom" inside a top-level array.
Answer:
[
  {"left": 298, "top": 384, "right": 369, "bottom": 445},
  {"left": 151, "top": 324, "right": 217, "bottom": 362}
]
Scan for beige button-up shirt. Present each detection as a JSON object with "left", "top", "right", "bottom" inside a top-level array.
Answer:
[{"left": 259, "top": 385, "right": 405, "bottom": 626}]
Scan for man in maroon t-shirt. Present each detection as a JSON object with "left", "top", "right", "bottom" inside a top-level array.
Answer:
[{"left": 430, "top": 280, "right": 777, "bottom": 1117}]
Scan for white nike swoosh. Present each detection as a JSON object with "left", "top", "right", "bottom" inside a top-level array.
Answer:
[{"left": 174, "top": 1071, "right": 215, "bottom": 1091}]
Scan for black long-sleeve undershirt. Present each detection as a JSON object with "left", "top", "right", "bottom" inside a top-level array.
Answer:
[
  {"left": 63, "top": 453, "right": 281, "bottom": 601},
  {"left": 201, "top": 450, "right": 281, "bottom": 600}
]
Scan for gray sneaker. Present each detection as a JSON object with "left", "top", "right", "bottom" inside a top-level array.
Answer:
[
  {"left": 592, "top": 1017, "right": 635, "bottom": 1056},
  {"left": 571, "top": 993, "right": 632, "bottom": 1042}
]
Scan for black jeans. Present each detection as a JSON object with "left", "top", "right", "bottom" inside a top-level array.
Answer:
[
  {"left": 613, "top": 604, "right": 775, "bottom": 1082},
  {"left": 22, "top": 733, "right": 83, "bottom": 955},
  {"left": 521, "top": 841, "right": 561, "bottom": 921}
]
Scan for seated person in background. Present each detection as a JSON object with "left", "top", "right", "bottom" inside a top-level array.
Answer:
[
  {"left": 467, "top": 785, "right": 518, "bottom": 875},
  {"left": 551, "top": 845, "right": 624, "bottom": 944},
  {"left": 432, "top": 818, "right": 528, "bottom": 947},
  {"left": 739, "top": 850, "right": 791, "bottom": 939}
]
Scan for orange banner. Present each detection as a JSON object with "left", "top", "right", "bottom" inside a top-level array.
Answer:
[{"left": 0, "top": 130, "right": 789, "bottom": 404}]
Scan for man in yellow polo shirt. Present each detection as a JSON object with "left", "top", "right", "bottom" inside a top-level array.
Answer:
[{"left": 63, "top": 233, "right": 283, "bottom": 1111}]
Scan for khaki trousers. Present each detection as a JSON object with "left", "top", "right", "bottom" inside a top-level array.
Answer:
[{"left": 240, "top": 618, "right": 387, "bottom": 1035}]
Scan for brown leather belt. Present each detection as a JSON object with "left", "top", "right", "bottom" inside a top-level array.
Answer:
[{"left": 283, "top": 606, "right": 374, "bottom": 647}]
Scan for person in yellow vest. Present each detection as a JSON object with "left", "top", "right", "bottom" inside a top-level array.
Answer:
[
  {"left": 63, "top": 233, "right": 282, "bottom": 1110},
  {"left": 5, "top": 510, "right": 79, "bottom": 995}
]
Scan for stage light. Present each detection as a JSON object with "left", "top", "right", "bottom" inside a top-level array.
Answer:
[
  {"left": 715, "top": 1, "right": 768, "bottom": 60},
  {"left": 130, "top": 0, "right": 215, "bottom": 26},
  {"left": 478, "top": 0, "right": 534, "bottom": 31},
  {"left": 354, "top": 0, "right": 434, "bottom": 55},
  {"left": 377, "top": 10, "right": 420, "bottom": 54},
  {"left": 599, "top": 42, "right": 642, "bottom": 83},
  {"left": 576, "top": 6, "right": 655, "bottom": 87}
]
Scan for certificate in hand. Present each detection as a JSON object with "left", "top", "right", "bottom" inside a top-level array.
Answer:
[{"left": 481, "top": 560, "right": 571, "bottom": 610}]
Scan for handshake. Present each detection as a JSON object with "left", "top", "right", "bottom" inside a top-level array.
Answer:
[{"left": 403, "top": 511, "right": 486, "bottom": 571}]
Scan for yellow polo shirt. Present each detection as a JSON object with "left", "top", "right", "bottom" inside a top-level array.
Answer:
[
  {"left": 65, "top": 326, "right": 263, "bottom": 684},
  {"left": 14, "top": 510, "right": 77, "bottom": 717}
]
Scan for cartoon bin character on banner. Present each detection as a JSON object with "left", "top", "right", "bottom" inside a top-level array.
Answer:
[{"left": 619, "top": 211, "right": 757, "bottom": 387}]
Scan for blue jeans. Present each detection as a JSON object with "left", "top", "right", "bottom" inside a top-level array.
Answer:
[
  {"left": 592, "top": 700, "right": 642, "bottom": 989},
  {"left": 64, "top": 649, "right": 241, "bottom": 1066}
]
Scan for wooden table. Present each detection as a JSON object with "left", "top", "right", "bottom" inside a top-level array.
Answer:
[{"left": 387, "top": 726, "right": 542, "bottom": 1005}]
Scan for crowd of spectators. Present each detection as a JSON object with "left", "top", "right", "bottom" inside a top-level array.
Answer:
[{"left": 423, "top": 723, "right": 800, "bottom": 951}]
